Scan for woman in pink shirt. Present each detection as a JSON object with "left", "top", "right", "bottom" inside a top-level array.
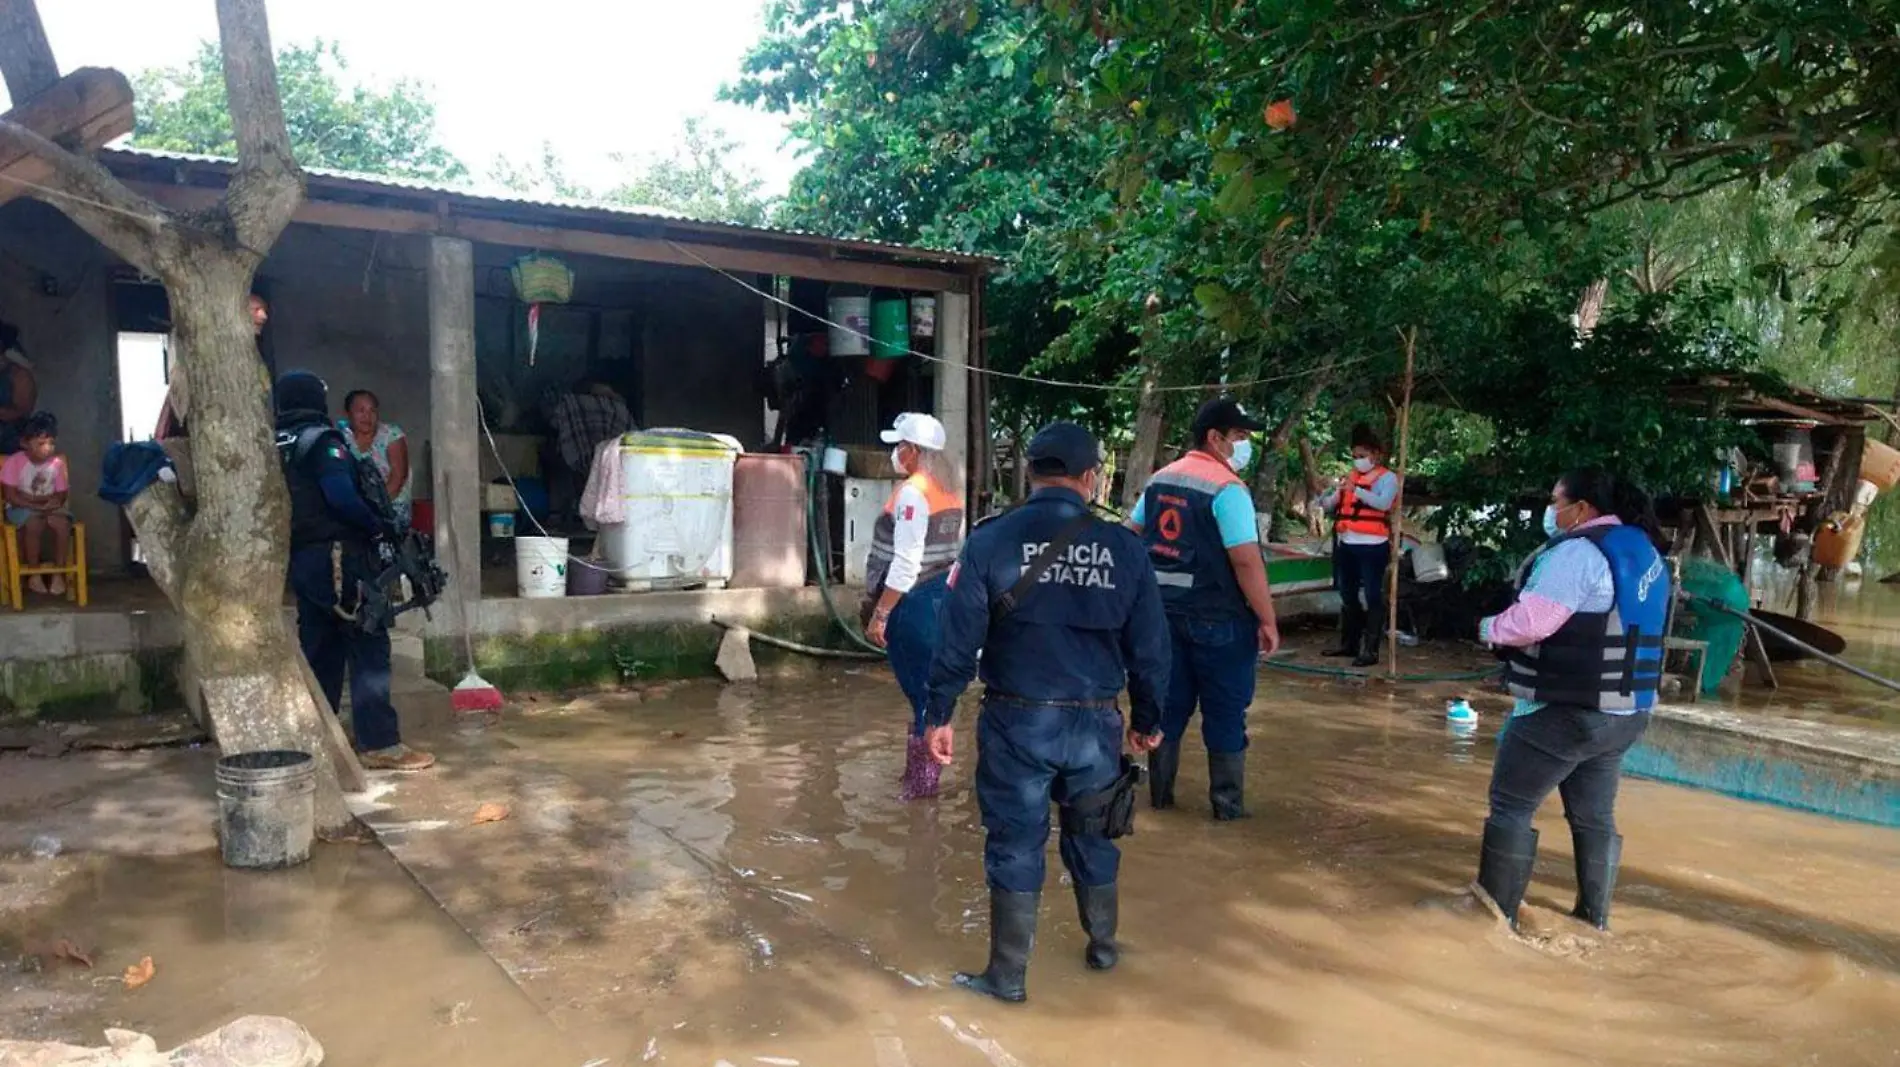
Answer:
[{"left": 2, "top": 412, "right": 72, "bottom": 596}]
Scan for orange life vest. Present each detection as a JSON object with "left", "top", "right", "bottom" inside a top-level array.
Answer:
[{"left": 1335, "top": 465, "right": 1394, "bottom": 538}]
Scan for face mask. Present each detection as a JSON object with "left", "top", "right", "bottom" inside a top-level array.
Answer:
[
  {"left": 1353, "top": 456, "right": 1375, "bottom": 473},
  {"left": 1542, "top": 505, "right": 1563, "bottom": 539},
  {"left": 891, "top": 446, "right": 909, "bottom": 474},
  {"left": 1227, "top": 438, "right": 1254, "bottom": 472}
]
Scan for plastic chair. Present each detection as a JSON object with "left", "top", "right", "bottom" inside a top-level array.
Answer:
[{"left": 4, "top": 520, "right": 87, "bottom": 609}]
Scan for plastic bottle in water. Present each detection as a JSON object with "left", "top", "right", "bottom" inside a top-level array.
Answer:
[{"left": 1446, "top": 698, "right": 1478, "bottom": 737}]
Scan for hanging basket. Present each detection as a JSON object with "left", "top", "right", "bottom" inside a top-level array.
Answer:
[{"left": 510, "top": 254, "right": 574, "bottom": 305}]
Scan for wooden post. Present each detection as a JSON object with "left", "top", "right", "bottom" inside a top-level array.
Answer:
[{"left": 1386, "top": 327, "right": 1417, "bottom": 676}]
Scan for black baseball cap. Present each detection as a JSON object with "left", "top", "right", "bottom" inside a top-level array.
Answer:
[
  {"left": 1189, "top": 396, "right": 1265, "bottom": 446},
  {"left": 1026, "top": 421, "right": 1103, "bottom": 476}
]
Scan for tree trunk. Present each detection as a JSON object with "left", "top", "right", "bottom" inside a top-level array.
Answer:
[
  {"left": 1120, "top": 359, "right": 1168, "bottom": 512},
  {"left": 2, "top": 0, "right": 341, "bottom": 829},
  {"left": 145, "top": 260, "right": 348, "bottom": 830},
  {"left": 1248, "top": 356, "right": 1336, "bottom": 529}
]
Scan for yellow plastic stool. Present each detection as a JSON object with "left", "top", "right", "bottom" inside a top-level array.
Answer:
[{"left": 4, "top": 519, "right": 87, "bottom": 609}]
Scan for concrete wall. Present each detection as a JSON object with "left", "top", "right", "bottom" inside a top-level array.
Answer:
[
  {"left": 261, "top": 227, "right": 436, "bottom": 495},
  {"left": 0, "top": 202, "right": 127, "bottom": 567},
  {"left": 466, "top": 243, "right": 770, "bottom": 448}
]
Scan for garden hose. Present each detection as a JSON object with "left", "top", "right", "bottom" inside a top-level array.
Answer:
[{"left": 1260, "top": 658, "right": 1504, "bottom": 684}]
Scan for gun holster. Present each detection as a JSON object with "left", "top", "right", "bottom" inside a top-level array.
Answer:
[{"left": 1059, "top": 756, "right": 1146, "bottom": 840}]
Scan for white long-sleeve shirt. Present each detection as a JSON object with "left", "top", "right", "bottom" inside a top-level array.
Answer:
[{"left": 883, "top": 482, "right": 932, "bottom": 594}]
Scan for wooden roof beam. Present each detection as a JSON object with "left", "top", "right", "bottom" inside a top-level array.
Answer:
[
  {"left": 0, "top": 66, "right": 135, "bottom": 207},
  {"left": 127, "top": 179, "right": 972, "bottom": 292}
]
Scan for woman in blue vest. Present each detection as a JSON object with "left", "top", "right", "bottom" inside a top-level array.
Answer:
[{"left": 1474, "top": 467, "right": 1670, "bottom": 931}]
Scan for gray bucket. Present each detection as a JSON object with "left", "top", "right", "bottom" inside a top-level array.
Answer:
[{"left": 216, "top": 750, "right": 317, "bottom": 871}]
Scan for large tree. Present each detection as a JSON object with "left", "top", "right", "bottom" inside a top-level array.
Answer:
[
  {"left": 0, "top": 0, "right": 352, "bottom": 828},
  {"left": 131, "top": 37, "right": 465, "bottom": 180},
  {"left": 486, "top": 117, "right": 774, "bottom": 226}
]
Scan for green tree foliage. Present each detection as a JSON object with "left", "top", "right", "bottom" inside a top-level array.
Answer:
[
  {"left": 131, "top": 40, "right": 466, "bottom": 180},
  {"left": 730, "top": 0, "right": 1126, "bottom": 431},
  {"left": 736, "top": 0, "right": 1894, "bottom": 553},
  {"left": 484, "top": 119, "right": 773, "bottom": 226},
  {"left": 604, "top": 118, "right": 772, "bottom": 228}
]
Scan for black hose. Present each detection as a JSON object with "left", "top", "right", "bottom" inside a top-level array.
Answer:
[{"left": 1686, "top": 593, "right": 1900, "bottom": 696}]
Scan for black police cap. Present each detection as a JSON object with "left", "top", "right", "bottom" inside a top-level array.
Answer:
[{"left": 1026, "top": 421, "right": 1102, "bottom": 477}]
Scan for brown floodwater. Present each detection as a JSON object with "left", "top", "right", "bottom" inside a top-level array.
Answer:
[
  {"left": 1734, "top": 572, "right": 1900, "bottom": 726},
  {"left": 10, "top": 646, "right": 1900, "bottom": 1066}
]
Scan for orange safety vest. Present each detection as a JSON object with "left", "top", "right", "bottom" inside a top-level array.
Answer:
[
  {"left": 1335, "top": 465, "right": 1394, "bottom": 538},
  {"left": 865, "top": 472, "right": 966, "bottom": 599}
]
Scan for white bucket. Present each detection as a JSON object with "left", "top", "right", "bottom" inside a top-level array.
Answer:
[
  {"left": 516, "top": 537, "right": 569, "bottom": 599},
  {"left": 827, "top": 295, "right": 872, "bottom": 357},
  {"left": 822, "top": 447, "right": 849, "bottom": 476},
  {"left": 1410, "top": 541, "right": 1450, "bottom": 583}
]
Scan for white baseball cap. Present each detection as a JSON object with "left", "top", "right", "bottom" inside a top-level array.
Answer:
[{"left": 880, "top": 412, "right": 948, "bottom": 451}]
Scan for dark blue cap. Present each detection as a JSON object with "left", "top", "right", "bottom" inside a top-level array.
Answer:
[{"left": 1026, "top": 421, "right": 1102, "bottom": 476}]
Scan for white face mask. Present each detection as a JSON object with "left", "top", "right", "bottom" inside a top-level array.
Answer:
[
  {"left": 891, "top": 445, "right": 909, "bottom": 474},
  {"left": 1353, "top": 456, "right": 1375, "bottom": 473},
  {"left": 1227, "top": 437, "right": 1254, "bottom": 472}
]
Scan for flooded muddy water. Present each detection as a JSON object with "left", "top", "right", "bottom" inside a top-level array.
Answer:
[
  {"left": 10, "top": 647, "right": 1900, "bottom": 1066},
  {"left": 1736, "top": 574, "right": 1900, "bottom": 726}
]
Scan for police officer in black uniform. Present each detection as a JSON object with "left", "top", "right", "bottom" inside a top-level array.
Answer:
[
  {"left": 922, "top": 421, "right": 1171, "bottom": 1004},
  {"left": 276, "top": 371, "right": 436, "bottom": 773}
]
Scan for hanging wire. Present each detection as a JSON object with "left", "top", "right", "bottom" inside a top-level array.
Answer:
[{"left": 663, "top": 238, "right": 1374, "bottom": 395}]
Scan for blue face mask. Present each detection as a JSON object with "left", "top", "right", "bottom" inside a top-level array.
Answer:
[
  {"left": 1228, "top": 438, "right": 1254, "bottom": 472},
  {"left": 1542, "top": 504, "right": 1562, "bottom": 539}
]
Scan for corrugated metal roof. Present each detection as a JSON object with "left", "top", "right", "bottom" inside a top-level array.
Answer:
[{"left": 101, "top": 145, "right": 991, "bottom": 266}]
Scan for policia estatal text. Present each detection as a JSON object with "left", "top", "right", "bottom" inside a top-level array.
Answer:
[{"left": 922, "top": 421, "right": 1170, "bottom": 1004}]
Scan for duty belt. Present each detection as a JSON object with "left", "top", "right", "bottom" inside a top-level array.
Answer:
[{"left": 983, "top": 690, "right": 1118, "bottom": 711}]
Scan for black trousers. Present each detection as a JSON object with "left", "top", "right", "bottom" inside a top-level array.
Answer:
[{"left": 1486, "top": 703, "right": 1650, "bottom": 835}]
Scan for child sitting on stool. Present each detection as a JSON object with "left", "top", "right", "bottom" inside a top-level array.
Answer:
[{"left": 2, "top": 412, "right": 72, "bottom": 596}]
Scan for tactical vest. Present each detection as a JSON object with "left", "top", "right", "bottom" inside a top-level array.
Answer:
[
  {"left": 278, "top": 424, "right": 394, "bottom": 548},
  {"left": 1139, "top": 450, "right": 1252, "bottom": 621},
  {"left": 864, "top": 472, "right": 965, "bottom": 597},
  {"left": 1335, "top": 465, "right": 1393, "bottom": 538},
  {"left": 1502, "top": 524, "right": 1670, "bottom": 712}
]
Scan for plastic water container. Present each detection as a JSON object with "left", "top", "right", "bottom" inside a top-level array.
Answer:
[
  {"left": 1447, "top": 698, "right": 1478, "bottom": 732},
  {"left": 485, "top": 512, "right": 516, "bottom": 539},
  {"left": 822, "top": 446, "right": 850, "bottom": 476},
  {"left": 216, "top": 750, "right": 316, "bottom": 870},
  {"left": 516, "top": 536, "right": 570, "bottom": 598},
  {"left": 1410, "top": 541, "right": 1450, "bottom": 583}
]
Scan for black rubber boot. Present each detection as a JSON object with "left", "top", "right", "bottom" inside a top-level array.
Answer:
[
  {"left": 1148, "top": 740, "right": 1180, "bottom": 810},
  {"left": 1569, "top": 830, "right": 1622, "bottom": 930},
  {"left": 1073, "top": 882, "right": 1119, "bottom": 971},
  {"left": 1475, "top": 821, "right": 1539, "bottom": 928},
  {"left": 1351, "top": 624, "right": 1382, "bottom": 668},
  {"left": 954, "top": 891, "right": 1039, "bottom": 1003},
  {"left": 1325, "top": 602, "right": 1364, "bottom": 657},
  {"left": 1208, "top": 751, "right": 1248, "bottom": 821}
]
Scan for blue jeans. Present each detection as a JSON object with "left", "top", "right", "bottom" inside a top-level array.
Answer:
[
  {"left": 1161, "top": 615, "right": 1259, "bottom": 754},
  {"left": 290, "top": 545, "right": 401, "bottom": 752},
  {"left": 1487, "top": 703, "right": 1650, "bottom": 835},
  {"left": 885, "top": 572, "right": 949, "bottom": 737},
  {"left": 975, "top": 698, "right": 1124, "bottom": 893},
  {"left": 1334, "top": 540, "right": 1390, "bottom": 631}
]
